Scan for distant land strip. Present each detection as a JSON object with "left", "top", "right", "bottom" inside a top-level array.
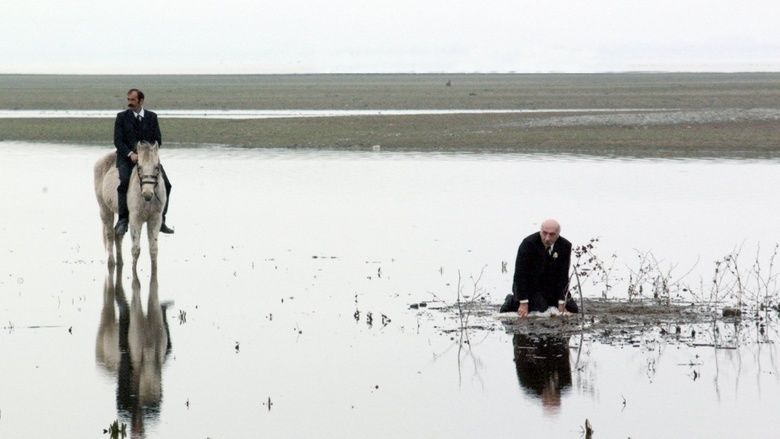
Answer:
[
  {"left": 1, "top": 112, "right": 779, "bottom": 159},
  {"left": 2, "top": 73, "right": 779, "bottom": 157}
]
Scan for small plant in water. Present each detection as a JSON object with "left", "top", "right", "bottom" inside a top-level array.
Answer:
[
  {"left": 103, "top": 420, "right": 127, "bottom": 439},
  {"left": 572, "top": 238, "right": 620, "bottom": 299}
]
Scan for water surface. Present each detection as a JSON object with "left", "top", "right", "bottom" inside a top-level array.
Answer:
[{"left": 0, "top": 142, "right": 778, "bottom": 438}]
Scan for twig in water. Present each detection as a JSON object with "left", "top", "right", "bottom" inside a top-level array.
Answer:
[{"left": 584, "top": 418, "right": 594, "bottom": 439}]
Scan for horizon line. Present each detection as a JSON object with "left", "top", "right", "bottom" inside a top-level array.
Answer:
[{"left": 2, "top": 70, "right": 780, "bottom": 76}]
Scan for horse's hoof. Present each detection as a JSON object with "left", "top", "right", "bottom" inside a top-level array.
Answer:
[{"left": 114, "top": 220, "right": 129, "bottom": 236}]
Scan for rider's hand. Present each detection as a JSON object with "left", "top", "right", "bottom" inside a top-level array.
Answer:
[
  {"left": 130, "top": 152, "right": 138, "bottom": 163},
  {"left": 518, "top": 303, "right": 529, "bottom": 318}
]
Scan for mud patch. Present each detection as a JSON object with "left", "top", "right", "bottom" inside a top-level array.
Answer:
[{"left": 427, "top": 298, "right": 776, "bottom": 347}]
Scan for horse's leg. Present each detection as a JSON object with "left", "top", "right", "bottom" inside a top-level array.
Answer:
[
  {"left": 146, "top": 215, "right": 162, "bottom": 273},
  {"left": 115, "top": 233, "right": 124, "bottom": 267},
  {"left": 147, "top": 215, "right": 162, "bottom": 274},
  {"left": 100, "top": 206, "right": 115, "bottom": 267},
  {"left": 130, "top": 217, "right": 142, "bottom": 273}
]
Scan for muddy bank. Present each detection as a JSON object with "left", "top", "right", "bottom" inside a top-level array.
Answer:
[
  {"left": 4, "top": 73, "right": 780, "bottom": 110},
  {"left": 3, "top": 73, "right": 780, "bottom": 156},
  {"left": 427, "top": 298, "right": 777, "bottom": 346},
  {"left": 506, "top": 108, "right": 780, "bottom": 129},
  {"left": 2, "top": 113, "right": 780, "bottom": 158}
]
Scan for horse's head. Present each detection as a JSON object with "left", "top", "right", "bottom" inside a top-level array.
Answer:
[{"left": 135, "top": 141, "right": 161, "bottom": 202}]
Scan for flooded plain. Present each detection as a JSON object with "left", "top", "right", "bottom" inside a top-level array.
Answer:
[
  {"left": 1, "top": 141, "right": 779, "bottom": 438},
  {"left": 0, "top": 108, "right": 665, "bottom": 119}
]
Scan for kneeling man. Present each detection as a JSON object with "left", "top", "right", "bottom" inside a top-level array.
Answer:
[{"left": 501, "top": 218, "right": 578, "bottom": 317}]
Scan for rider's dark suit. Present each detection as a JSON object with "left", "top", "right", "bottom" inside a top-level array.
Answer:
[{"left": 113, "top": 109, "right": 171, "bottom": 223}]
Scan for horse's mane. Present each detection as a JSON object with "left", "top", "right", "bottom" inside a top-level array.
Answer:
[
  {"left": 136, "top": 141, "right": 157, "bottom": 152},
  {"left": 136, "top": 141, "right": 159, "bottom": 163}
]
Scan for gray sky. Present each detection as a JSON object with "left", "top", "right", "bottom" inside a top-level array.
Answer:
[{"left": 3, "top": 0, "right": 779, "bottom": 74}]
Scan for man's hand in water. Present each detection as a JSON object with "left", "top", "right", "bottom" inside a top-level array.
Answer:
[{"left": 518, "top": 303, "right": 529, "bottom": 318}]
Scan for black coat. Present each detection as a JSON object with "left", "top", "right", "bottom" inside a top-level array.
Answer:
[
  {"left": 512, "top": 232, "right": 571, "bottom": 303},
  {"left": 113, "top": 109, "right": 162, "bottom": 165}
]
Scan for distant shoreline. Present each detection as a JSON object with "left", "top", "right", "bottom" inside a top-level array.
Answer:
[
  {"left": 0, "top": 108, "right": 673, "bottom": 119},
  {"left": 2, "top": 114, "right": 778, "bottom": 159},
  {"left": 4, "top": 72, "right": 780, "bottom": 110},
  {"left": 2, "top": 73, "right": 778, "bottom": 158},
  {"left": 2, "top": 71, "right": 779, "bottom": 76}
]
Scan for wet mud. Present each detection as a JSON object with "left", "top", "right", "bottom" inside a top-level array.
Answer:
[{"left": 428, "top": 298, "right": 777, "bottom": 347}]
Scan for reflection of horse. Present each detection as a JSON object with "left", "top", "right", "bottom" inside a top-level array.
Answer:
[
  {"left": 95, "top": 265, "right": 122, "bottom": 373},
  {"left": 513, "top": 334, "right": 572, "bottom": 413},
  {"left": 127, "top": 271, "right": 170, "bottom": 411},
  {"left": 95, "top": 265, "right": 172, "bottom": 438},
  {"left": 94, "top": 142, "right": 167, "bottom": 271}
]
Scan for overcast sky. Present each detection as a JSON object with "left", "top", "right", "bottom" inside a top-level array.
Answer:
[{"left": 3, "top": 0, "right": 779, "bottom": 74}]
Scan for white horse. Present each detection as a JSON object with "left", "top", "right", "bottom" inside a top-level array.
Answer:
[{"left": 94, "top": 142, "right": 167, "bottom": 271}]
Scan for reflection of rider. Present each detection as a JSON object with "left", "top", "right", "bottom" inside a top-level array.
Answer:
[
  {"left": 95, "top": 266, "right": 172, "bottom": 438},
  {"left": 512, "top": 334, "right": 572, "bottom": 413}
]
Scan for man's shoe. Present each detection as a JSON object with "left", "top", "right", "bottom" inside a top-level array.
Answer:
[
  {"left": 160, "top": 223, "right": 175, "bottom": 234},
  {"left": 499, "top": 293, "right": 519, "bottom": 313},
  {"left": 114, "top": 219, "right": 128, "bottom": 235},
  {"left": 565, "top": 296, "right": 579, "bottom": 314}
]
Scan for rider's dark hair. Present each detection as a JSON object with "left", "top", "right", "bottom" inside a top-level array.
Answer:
[{"left": 127, "top": 88, "right": 145, "bottom": 101}]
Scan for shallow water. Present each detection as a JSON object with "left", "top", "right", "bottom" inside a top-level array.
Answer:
[{"left": 1, "top": 142, "right": 779, "bottom": 438}]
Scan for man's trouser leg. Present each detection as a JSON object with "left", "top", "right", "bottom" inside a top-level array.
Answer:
[
  {"left": 500, "top": 282, "right": 523, "bottom": 313},
  {"left": 564, "top": 297, "right": 579, "bottom": 313},
  {"left": 117, "top": 159, "right": 132, "bottom": 223},
  {"left": 160, "top": 164, "right": 172, "bottom": 223},
  {"left": 500, "top": 293, "right": 520, "bottom": 313}
]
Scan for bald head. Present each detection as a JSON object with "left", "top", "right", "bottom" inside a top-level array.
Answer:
[{"left": 539, "top": 219, "right": 561, "bottom": 248}]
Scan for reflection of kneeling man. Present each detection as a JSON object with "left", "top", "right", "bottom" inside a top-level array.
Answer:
[
  {"left": 501, "top": 218, "right": 578, "bottom": 316},
  {"left": 513, "top": 334, "right": 572, "bottom": 411}
]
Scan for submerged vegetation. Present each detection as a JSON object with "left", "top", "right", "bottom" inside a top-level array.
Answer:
[
  {"left": 426, "top": 239, "right": 780, "bottom": 348},
  {"left": 572, "top": 239, "right": 780, "bottom": 314},
  {"left": 103, "top": 420, "right": 127, "bottom": 439}
]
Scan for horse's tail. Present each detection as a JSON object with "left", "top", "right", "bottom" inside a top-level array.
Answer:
[{"left": 94, "top": 152, "right": 116, "bottom": 200}]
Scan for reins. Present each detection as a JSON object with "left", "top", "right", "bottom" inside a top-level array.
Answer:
[{"left": 136, "top": 162, "right": 162, "bottom": 202}]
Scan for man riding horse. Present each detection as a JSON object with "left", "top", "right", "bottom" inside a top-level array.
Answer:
[{"left": 114, "top": 88, "right": 174, "bottom": 235}]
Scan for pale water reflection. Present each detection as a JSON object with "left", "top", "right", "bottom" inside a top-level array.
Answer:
[
  {"left": 95, "top": 265, "right": 171, "bottom": 438},
  {"left": 125, "top": 272, "right": 170, "bottom": 422},
  {"left": 0, "top": 141, "right": 779, "bottom": 438}
]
